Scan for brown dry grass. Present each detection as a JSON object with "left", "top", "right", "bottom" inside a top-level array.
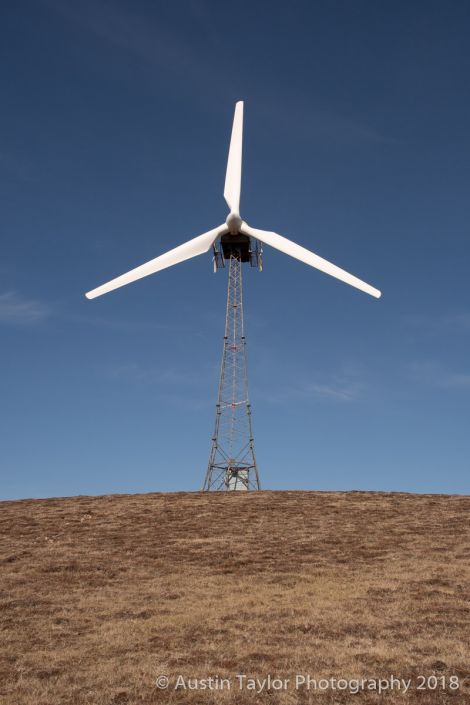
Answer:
[{"left": 1, "top": 490, "right": 469, "bottom": 705}]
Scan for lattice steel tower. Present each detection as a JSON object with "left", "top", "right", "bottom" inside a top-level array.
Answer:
[{"left": 203, "top": 235, "right": 261, "bottom": 491}]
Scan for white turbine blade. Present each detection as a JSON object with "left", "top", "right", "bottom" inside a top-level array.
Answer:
[
  {"left": 241, "top": 223, "right": 381, "bottom": 299},
  {"left": 224, "top": 101, "right": 243, "bottom": 213},
  {"left": 85, "top": 224, "right": 227, "bottom": 299}
]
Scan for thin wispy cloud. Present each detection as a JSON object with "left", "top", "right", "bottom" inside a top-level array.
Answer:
[
  {"left": 108, "top": 361, "right": 214, "bottom": 409},
  {"left": 404, "top": 312, "right": 470, "bottom": 335},
  {"left": 0, "top": 291, "right": 51, "bottom": 325},
  {"left": 0, "top": 291, "right": 186, "bottom": 332},
  {"left": 255, "top": 95, "right": 390, "bottom": 147},
  {"left": 110, "top": 363, "right": 192, "bottom": 385},
  {"left": 408, "top": 360, "right": 470, "bottom": 391},
  {"left": 306, "top": 381, "right": 362, "bottom": 401},
  {"left": 444, "top": 372, "right": 470, "bottom": 389},
  {"left": 156, "top": 390, "right": 211, "bottom": 411},
  {"left": 109, "top": 359, "right": 219, "bottom": 386},
  {"left": 64, "top": 312, "right": 181, "bottom": 333},
  {"left": 45, "top": 0, "right": 388, "bottom": 146},
  {"left": 45, "top": 0, "right": 219, "bottom": 96},
  {"left": 262, "top": 376, "right": 363, "bottom": 404}
]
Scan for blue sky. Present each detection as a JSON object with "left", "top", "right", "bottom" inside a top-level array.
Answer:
[{"left": 1, "top": 0, "right": 470, "bottom": 498}]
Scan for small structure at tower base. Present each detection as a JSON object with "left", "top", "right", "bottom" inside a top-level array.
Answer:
[{"left": 227, "top": 467, "right": 249, "bottom": 491}]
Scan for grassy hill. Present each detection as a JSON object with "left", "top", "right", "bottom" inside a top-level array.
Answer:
[{"left": 1, "top": 490, "right": 469, "bottom": 704}]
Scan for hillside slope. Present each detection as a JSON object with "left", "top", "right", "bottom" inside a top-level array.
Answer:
[{"left": 1, "top": 490, "right": 469, "bottom": 704}]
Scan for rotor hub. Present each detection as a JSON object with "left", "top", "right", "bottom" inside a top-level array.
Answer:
[{"left": 225, "top": 213, "right": 242, "bottom": 235}]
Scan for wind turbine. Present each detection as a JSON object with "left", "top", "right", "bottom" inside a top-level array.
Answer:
[{"left": 86, "top": 101, "right": 381, "bottom": 491}]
